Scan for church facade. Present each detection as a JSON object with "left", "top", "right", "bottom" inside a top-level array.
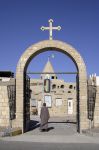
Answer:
[{"left": 30, "top": 59, "right": 76, "bottom": 120}]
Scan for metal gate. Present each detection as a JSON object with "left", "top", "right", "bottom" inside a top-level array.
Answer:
[
  {"left": 76, "top": 74, "right": 80, "bottom": 132},
  {"left": 24, "top": 74, "right": 31, "bottom": 132},
  {"left": 7, "top": 85, "right": 16, "bottom": 127},
  {"left": 87, "top": 83, "right": 96, "bottom": 121}
]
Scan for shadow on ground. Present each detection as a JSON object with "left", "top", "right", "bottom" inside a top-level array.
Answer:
[
  {"left": 29, "top": 120, "right": 55, "bottom": 132},
  {"left": 29, "top": 120, "right": 40, "bottom": 131},
  {"left": 28, "top": 119, "right": 76, "bottom": 133}
]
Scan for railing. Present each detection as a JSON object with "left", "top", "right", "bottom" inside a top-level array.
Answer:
[{"left": 87, "top": 84, "right": 96, "bottom": 121}]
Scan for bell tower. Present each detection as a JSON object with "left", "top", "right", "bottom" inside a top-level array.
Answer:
[{"left": 41, "top": 59, "right": 57, "bottom": 80}]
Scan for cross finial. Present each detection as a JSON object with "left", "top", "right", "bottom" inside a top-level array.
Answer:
[{"left": 41, "top": 19, "right": 61, "bottom": 40}]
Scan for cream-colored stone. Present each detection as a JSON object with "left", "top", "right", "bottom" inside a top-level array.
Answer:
[{"left": 15, "top": 40, "right": 88, "bottom": 133}]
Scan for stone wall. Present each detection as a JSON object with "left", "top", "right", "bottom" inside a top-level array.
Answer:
[
  {"left": 0, "top": 79, "right": 15, "bottom": 127},
  {"left": 0, "top": 85, "right": 10, "bottom": 126},
  {"left": 15, "top": 40, "right": 89, "bottom": 132}
]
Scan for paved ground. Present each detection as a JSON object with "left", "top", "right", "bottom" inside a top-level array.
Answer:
[
  {"left": 0, "top": 141, "right": 99, "bottom": 150},
  {"left": 27, "top": 115, "right": 77, "bottom": 136},
  {"left": 1, "top": 116, "right": 99, "bottom": 144}
]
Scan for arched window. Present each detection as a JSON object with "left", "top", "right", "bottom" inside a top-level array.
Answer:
[
  {"left": 68, "top": 91, "right": 71, "bottom": 93},
  {"left": 51, "top": 76, "right": 55, "bottom": 79},
  {"left": 52, "top": 84, "right": 56, "bottom": 89},
  {"left": 61, "top": 85, "right": 64, "bottom": 88},
  {"left": 69, "top": 85, "right": 73, "bottom": 89}
]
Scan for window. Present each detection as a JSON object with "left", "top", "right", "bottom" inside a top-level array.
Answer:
[
  {"left": 68, "top": 98, "right": 73, "bottom": 100},
  {"left": 31, "top": 83, "right": 38, "bottom": 86},
  {"left": 51, "top": 76, "right": 55, "bottom": 79},
  {"left": 69, "top": 85, "right": 73, "bottom": 89},
  {"left": 61, "top": 85, "right": 64, "bottom": 88},
  {"left": 52, "top": 84, "right": 56, "bottom": 89},
  {"left": 68, "top": 91, "right": 71, "bottom": 93},
  {"left": 56, "top": 98, "right": 62, "bottom": 106}
]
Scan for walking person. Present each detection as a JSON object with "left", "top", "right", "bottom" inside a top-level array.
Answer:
[{"left": 40, "top": 103, "right": 50, "bottom": 132}]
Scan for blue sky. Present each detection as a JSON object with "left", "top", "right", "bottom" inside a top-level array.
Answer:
[{"left": 0, "top": 0, "right": 99, "bottom": 81}]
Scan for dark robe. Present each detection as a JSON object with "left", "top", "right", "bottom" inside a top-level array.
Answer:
[{"left": 40, "top": 106, "right": 50, "bottom": 130}]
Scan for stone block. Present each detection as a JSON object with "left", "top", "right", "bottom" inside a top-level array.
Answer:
[
  {"left": 0, "top": 103, "right": 3, "bottom": 107},
  {"left": 2, "top": 103, "right": 9, "bottom": 107},
  {"left": 0, "top": 95, "right": 3, "bottom": 99},
  {"left": 11, "top": 128, "right": 22, "bottom": 136},
  {"left": 15, "top": 40, "right": 88, "bottom": 132}
]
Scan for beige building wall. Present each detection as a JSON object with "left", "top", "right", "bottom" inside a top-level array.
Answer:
[{"left": 30, "top": 78, "right": 76, "bottom": 120}]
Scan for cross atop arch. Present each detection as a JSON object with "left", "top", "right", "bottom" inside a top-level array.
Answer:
[{"left": 41, "top": 19, "right": 61, "bottom": 40}]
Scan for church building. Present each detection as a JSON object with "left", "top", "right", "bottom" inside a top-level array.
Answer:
[{"left": 30, "top": 59, "right": 76, "bottom": 120}]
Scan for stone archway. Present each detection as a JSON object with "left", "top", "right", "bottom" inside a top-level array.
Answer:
[{"left": 14, "top": 40, "right": 89, "bottom": 133}]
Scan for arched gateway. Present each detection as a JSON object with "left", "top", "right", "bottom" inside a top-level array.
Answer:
[{"left": 15, "top": 40, "right": 89, "bottom": 133}]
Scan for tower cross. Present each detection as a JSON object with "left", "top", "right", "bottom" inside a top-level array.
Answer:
[{"left": 41, "top": 19, "right": 61, "bottom": 40}]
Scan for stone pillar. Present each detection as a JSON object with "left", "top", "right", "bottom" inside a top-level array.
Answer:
[
  {"left": 79, "top": 82, "right": 89, "bottom": 132},
  {"left": 13, "top": 72, "right": 24, "bottom": 132}
]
